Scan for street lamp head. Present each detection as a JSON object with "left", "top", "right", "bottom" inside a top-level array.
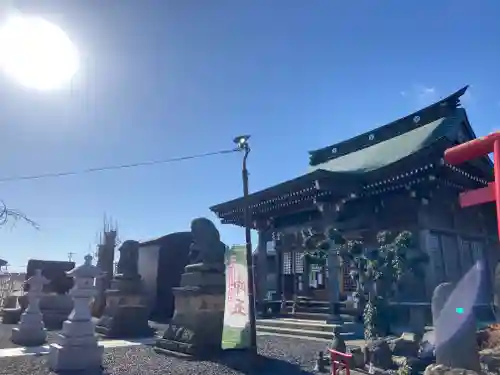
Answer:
[{"left": 233, "top": 135, "right": 251, "bottom": 150}]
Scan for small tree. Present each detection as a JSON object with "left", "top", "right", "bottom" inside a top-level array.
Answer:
[
  {"left": 303, "top": 227, "right": 429, "bottom": 340},
  {"left": 0, "top": 201, "right": 38, "bottom": 229}
]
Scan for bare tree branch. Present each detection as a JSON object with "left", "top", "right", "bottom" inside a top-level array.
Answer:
[{"left": 0, "top": 201, "right": 39, "bottom": 230}]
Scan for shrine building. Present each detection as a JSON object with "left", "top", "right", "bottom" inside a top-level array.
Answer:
[{"left": 210, "top": 87, "right": 499, "bottom": 308}]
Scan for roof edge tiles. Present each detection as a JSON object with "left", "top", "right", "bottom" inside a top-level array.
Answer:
[
  {"left": 209, "top": 169, "right": 342, "bottom": 213},
  {"left": 309, "top": 114, "right": 462, "bottom": 175},
  {"left": 309, "top": 86, "right": 468, "bottom": 166}
]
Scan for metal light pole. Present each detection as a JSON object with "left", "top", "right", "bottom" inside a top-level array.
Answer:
[{"left": 233, "top": 135, "right": 257, "bottom": 354}]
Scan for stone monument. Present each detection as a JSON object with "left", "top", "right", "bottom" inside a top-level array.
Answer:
[
  {"left": 155, "top": 217, "right": 226, "bottom": 358},
  {"left": 432, "top": 282, "right": 480, "bottom": 372},
  {"left": 11, "top": 269, "right": 49, "bottom": 346},
  {"left": 48, "top": 255, "right": 104, "bottom": 372},
  {"left": 95, "top": 240, "right": 152, "bottom": 338},
  {"left": 93, "top": 228, "right": 117, "bottom": 317}
]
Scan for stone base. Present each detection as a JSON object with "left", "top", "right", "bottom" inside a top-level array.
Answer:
[
  {"left": 154, "top": 281, "right": 225, "bottom": 358},
  {"left": 11, "top": 327, "right": 47, "bottom": 346},
  {"left": 2, "top": 308, "right": 22, "bottom": 324},
  {"left": 48, "top": 343, "right": 103, "bottom": 372},
  {"left": 40, "top": 294, "right": 73, "bottom": 330},
  {"left": 184, "top": 262, "right": 224, "bottom": 274},
  {"left": 2, "top": 295, "right": 19, "bottom": 309},
  {"left": 95, "top": 305, "right": 152, "bottom": 338},
  {"left": 110, "top": 276, "right": 144, "bottom": 294},
  {"left": 11, "top": 311, "right": 47, "bottom": 346},
  {"left": 155, "top": 323, "right": 223, "bottom": 359},
  {"left": 43, "top": 312, "right": 70, "bottom": 330},
  {"left": 155, "top": 338, "right": 201, "bottom": 357}
]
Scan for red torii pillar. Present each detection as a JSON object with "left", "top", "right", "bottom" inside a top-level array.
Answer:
[{"left": 444, "top": 131, "right": 500, "bottom": 241}]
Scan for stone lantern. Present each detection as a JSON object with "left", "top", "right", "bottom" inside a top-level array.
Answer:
[{"left": 48, "top": 255, "right": 104, "bottom": 372}]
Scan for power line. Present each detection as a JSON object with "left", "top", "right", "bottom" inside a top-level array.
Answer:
[{"left": 0, "top": 148, "right": 239, "bottom": 184}]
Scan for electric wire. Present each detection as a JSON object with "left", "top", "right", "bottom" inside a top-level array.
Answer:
[{"left": 0, "top": 148, "right": 240, "bottom": 183}]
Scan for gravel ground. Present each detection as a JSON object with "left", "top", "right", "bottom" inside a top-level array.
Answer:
[
  {"left": 0, "top": 335, "right": 326, "bottom": 375},
  {"left": 0, "top": 324, "right": 62, "bottom": 349},
  {"left": 0, "top": 321, "right": 168, "bottom": 349}
]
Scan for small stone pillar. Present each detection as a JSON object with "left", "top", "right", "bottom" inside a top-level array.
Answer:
[
  {"left": 432, "top": 282, "right": 480, "bottom": 372},
  {"left": 329, "top": 326, "right": 347, "bottom": 353},
  {"left": 11, "top": 269, "right": 49, "bottom": 346},
  {"left": 48, "top": 255, "right": 104, "bottom": 372},
  {"left": 95, "top": 240, "right": 152, "bottom": 338}
]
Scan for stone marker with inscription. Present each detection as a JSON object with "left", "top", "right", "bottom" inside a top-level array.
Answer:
[{"left": 11, "top": 269, "right": 50, "bottom": 346}]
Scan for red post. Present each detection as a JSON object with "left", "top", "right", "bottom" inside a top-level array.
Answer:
[
  {"left": 328, "top": 348, "right": 353, "bottom": 375},
  {"left": 494, "top": 139, "right": 500, "bottom": 241},
  {"left": 444, "top": 131, "right": 500, "bottom": 240}
]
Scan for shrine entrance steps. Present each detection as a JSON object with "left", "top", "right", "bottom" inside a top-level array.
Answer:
[
  {"left": 284, "top": 299, "right": 330, "bottom": 316},
  {"left": 278, "top": 298, "right": 356, "bottom": 321},
  {"left": 256, "top": 317, "right": 363, "bottom": 341}
]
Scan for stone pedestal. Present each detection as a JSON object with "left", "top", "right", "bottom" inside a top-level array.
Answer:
[
  {"left": 2, "top": 308, "right": 22, "bottom": 324},
  {"left": 95, "top": 275, "right": 152, "bottom": 338},
  {"left": 48, "top": 255, "right": 104, "bottom": 372},
  {"left": 155, "top": 264, "right": 225, "bottom": 358},
  {"left": 11, "top": 269, "right": 49, "bottom": 346},
  {"left": 40, "top": 294, "right": 74, "bottom": 329}
]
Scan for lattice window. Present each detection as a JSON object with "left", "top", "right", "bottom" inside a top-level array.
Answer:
[
  {"left": 294, "top": 252, "right": 304, "bottom": 274},
  {"left": 310, "top": 264, "right": 321, "bottom": 272},
  {"left": 342, "top": 264, "right": 356, "bottom": 292},
  {"left": 282, "top": 252, "right": 292, "bottom": 275}
]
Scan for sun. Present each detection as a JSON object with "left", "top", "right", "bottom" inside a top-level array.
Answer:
[{"left": 0, "top": 14, "right": 79, "bottom": 91}]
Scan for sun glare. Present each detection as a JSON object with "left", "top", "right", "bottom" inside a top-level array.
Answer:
[{"left": 0, "top": 14, "right": 79, "bottom": 91}]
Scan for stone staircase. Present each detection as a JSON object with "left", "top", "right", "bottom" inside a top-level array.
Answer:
[
  {"left": 280, "top": 297, "right": 357, "bottom": 320},
  {"left": 256, "top": 317, "right": 362, "bottom": 340},
  {"left": 258, "top": 298, "right": 363, "bottom": 340},
  {"left": 282, "top": 298, "right": 331, "bottom": 319}
]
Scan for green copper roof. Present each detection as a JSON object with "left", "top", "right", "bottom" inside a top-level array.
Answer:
[{"left": 309, "top": 115, "right": 459, "bottom": 174}]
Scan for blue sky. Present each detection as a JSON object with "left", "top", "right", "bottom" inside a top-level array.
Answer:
[{"left": 0, "top": 0, "right": 498, "bottom": 271}]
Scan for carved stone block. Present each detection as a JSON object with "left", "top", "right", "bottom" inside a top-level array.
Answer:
[{"left": 155, "top": 272, "right": 225, "bottom": 358}]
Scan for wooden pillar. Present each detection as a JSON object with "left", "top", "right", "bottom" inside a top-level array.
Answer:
[
  {"left": 327, "top": 246, "right": 342, "bottom": 318},
  {"left": 256, "top": 229, "right": 268, "bottom": 302},
  {"left": 274, "top": 236, "right": 283, "bottom": 299},
  {"left": 315, "top": 199, "right": 342, "bottom": 316},
  {"left": 272, "top": 230, "right": 284, "bottom": 300},
  {"left": 300, "top": 252, "right": 310, "bottom": 296}
]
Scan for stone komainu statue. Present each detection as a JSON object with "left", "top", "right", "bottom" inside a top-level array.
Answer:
[
  {"left": 188, "top": 217, "right": 226, "bottom": 266},
  {"left": 116, "top": 240, "right": 140, "bottom": 278}
]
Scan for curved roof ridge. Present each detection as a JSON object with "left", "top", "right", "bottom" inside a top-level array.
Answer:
[{"left": 309, "top": 86, "right": 469, "bottom": 167}]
